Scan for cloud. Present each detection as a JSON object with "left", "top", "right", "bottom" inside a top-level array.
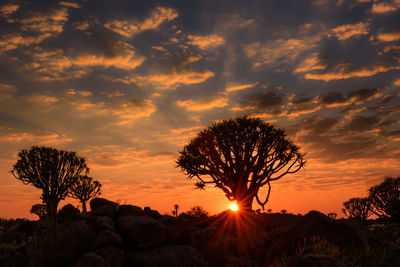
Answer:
[
  {"left": 108, "top": 70, "right": 214, "bottom": 90},
  {"left": 0, "top": 83, "right": 17, "bottom": 98},
  {"left": 187, "top": 34, "right": 226, "bottom": 49},
  {"left": 26, "top": 43, "right": 145, "bottom": 81},
  {"left": 347, "top": 88, "right": 380, "bottom": 103},
  {"left": 0, "top": 3, "right": 19, "bottom": 16},
  {"left": 372, "top": 1, "right": 400, "bottom": 13},
  {"left": 104, "top": 6, "right": 178, "bottom": 38},
  {"left": 244, "top": 36, "right": 319, "bottom": 69},
  {"left": 0, "top": 131, "right": 73, "bottom": 144},
  {"left": 342, "top": 115, "right": 381, "bottom": 133},
  {"left": 64, "top": 89, "right": 92, "bottom": 96},
  {"left": 293, "top": 53, "right": 327, "bottom": 73},
  {"left": 376, "top": 30, "right": 400, "bottom": 42},
  {"left": 20, "top": 7, "right": 69, "bottom": 33},
  {"left": 225, "top": 82, "right": 258, "bottom": 93},
  {"left": 29, "top": 95, "right": 59, "bottom": 105},
  {"left": 318, "top": 92, "right": 347, "bottom": 107},
  {"left": 233, "top": 91, "right": 284, "bottom": 113},
  {"left": 59, "top": 1, "right": 81, "bottom": 8},
  {"left": 305, "top": 62, "right": 397, "bottom": 81},
  {"left": 176, "top": 96, "right": 228, "bottom": 111},
  {"left": 330, "top": 22, "right": 369, "bottom": 40},
  {"left": 0, "top": 33, "right": 51, "bottom": 52}
]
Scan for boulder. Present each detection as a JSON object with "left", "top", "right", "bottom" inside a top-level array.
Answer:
[
  {"left": 95, "top": 246, "right": 124, "bottom": 267},
  {"left": 94, "top": 229, "right": 122, "bottom": 248},
  {"left": 125, "top": 245, "right": 209, "bottom": 267},
  {"left": 94, "top": 216, "right": 116, "bottom": 232},
  {"left": 71, "top": 252, "right": 105, "bottom": 267},
  {"left": 144, "top": 206, "right": 162, "bottom": 218},
  {"left": 116, "top": 215, "right": 167, "bottom": 249},
  {"left": 90, "top": 198, "right": 118, "bottom": 218},
  {"left": 159, "top": 215, "right": 190, "bottom": 243},
  {"left": 58, "top": 204, "right": 80, "bottom": 223},
  {"left": 118, "top": 204, "right": 146, "bottom": 217}
]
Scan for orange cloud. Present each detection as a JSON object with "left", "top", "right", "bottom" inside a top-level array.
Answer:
[
  {"left": 394, "top": 79, "right": 400, "bottom": 86},
  {"left": 170, "top": 126, "right": 204, "bottom": 134},
  {"left": 187, "top": 34, "right": 226, "bottom": 49},
  {"left": 294, "top": 53, "right": 327, "bottom": 73},
  {"left": 20, "top": 7, "right": 68, "bottom": 33},
  {"left": 225, "top": 82, "right": 258, "bottom": 92},
  {"left": 0, "top": 3, "right": 19, "bottom": 16},
  {"left": 330, "top": 22, "right": 369, "bottom": 40},
  {"left": 73, "top": 21, "right": 90, "bottom": 31},
  {"left": 0, "top": 33, "right": 51, "bottom": 52},
  {"left": 64, "top": 89, "right": 92, "bottom": 96},
  {"left": 244, "top": 37, "right": 320, "bottom": 68},
  {"left": 377, "top": 30, "right": 400, "bottom": 42},
  {"left": 59, "top": 1, "right": 81, "bottom": 8},
  {"left": 176, "top": 96, "right": 228, "bottom": 111},
  {"left": 0, "top": 131, "right": 73, "bottom": 144},
  {"left": 29, "top": 95, "right": 59, "bottom": 104},
  {"left": 305, "top": 62, "right": 397, "bottom": 81},
  {"left": 372, "top": 2, "right": 400, "bottom": 13},
  {"left": 105, "top": 7, "right": 178, "bottom": 38},
  {"left": 26, "top": 43, "right": 145, "bottom": 81},
  {"left": 110, "top": 70, "right": 214, "bottom": 90}
]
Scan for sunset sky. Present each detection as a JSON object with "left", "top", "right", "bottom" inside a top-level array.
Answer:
[{"left": 0, "top": 0, "right": 399, "bottom": 219}]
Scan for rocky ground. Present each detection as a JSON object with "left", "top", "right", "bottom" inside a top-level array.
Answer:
[{"left": 1, "top": 198, "right": 400, "bottom": 267}]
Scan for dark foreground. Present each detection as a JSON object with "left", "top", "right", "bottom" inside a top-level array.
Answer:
[{"left": 1, "top": 198, "right": 400, "bottom": 267}]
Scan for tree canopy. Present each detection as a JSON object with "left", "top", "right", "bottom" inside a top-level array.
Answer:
[
  {"left": 177, "top": 116, "right": 305, "bottom": 211},
  {"left": 11, "top": 146, "right": 88, "bottom": 224},
  {"left": 342, "top": 197, "right": 373, "bottom": 221},
  {"left": 369, "top": 176, "right": 400, "bottom": 223},
  {"left": 69, "top": 175, "right": 101, "bottom": 213}
]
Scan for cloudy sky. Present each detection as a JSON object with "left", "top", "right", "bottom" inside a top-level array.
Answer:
[{"left": 0, "top": 0, "right": 399, "bottom": 219}]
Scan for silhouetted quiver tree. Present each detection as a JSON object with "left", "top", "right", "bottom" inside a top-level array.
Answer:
[
  {"left": 11, "top": 146, "right": 88, "bottom": 226},
  {"left": 342, "top": 197, "right": 373, "bottom": 221},
  {"left": 30, "top": 204, "right": 47, "bottom": 220},
  {"left": 174, "top": 204, "right": 179, "bottom": 217},
  {"left": 69, "top": 176, "right": 101, "bottom": 212},
  {"left": 369, "top": 176, "right": 400, "bottom": 223},
  {"left": 177, "top": 116, "right": 305, "bottom": 211}
]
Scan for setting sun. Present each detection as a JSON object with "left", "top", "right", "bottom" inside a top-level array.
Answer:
[{"left": 230, "top": 202, "right": 239, "bottom": 212}]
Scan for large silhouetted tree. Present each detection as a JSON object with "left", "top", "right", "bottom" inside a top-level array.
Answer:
[
  {"left": 69, "top": 176, "right": 101, "bottom": 213},
  {"left": 342, "top": 197, "right": 373, "bottom": 221},
  {"left": 11, "top": 146, "right": 88, "bottom": 225},
  {"left": 177, "top": 116, "right": 305, "bottom": 211},
  {"left": 369, "top": 176, "right": 400, "bottom": 223}
]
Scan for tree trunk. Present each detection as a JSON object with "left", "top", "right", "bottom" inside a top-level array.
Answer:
[
  {"left": 46, "top": 198, "right": 58, "bottom": 229},
  {"left": 82, "top": 200, "right": 87, "bottom": 213},
  {"left": 236, "top": 194, "right": 255, "bottom": 212}
]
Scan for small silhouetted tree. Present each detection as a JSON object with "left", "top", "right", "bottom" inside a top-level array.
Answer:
[
  {"left": 173, "top": 204, "right": 179, "bottom": 217},
  {"left": 187, "top": 206, "right": 209, "bottom": 218},
  {"left": 30, "top": 204, "right": 47, "bottom": 220},
  {"left": 281, "top": 209, "right": 287, "bottom": 214},
  {"left": 369, "top": 176, "right": 400, "bottom": 223},
  {"left": 11, "top": 146, "right": 88, "bottom": 226},
  {"left": 342, "top": 197, "right": 373, "bottom": 221},
  {"left": 328, "top": 212, "right": 337, "bottom": 220},
  {"left": 69, "top": 176, "right": 101, "bottom": 212},
  {"left": 177, "top": 116, "right": 305, "bottom": 211},
  {"left": 267, "top": 209, "right": 272, "bottom": 214}
]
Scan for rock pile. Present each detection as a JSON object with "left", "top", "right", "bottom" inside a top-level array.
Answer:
[{"left": 70, "top": 198, "right": 208, "bottom": 267}]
